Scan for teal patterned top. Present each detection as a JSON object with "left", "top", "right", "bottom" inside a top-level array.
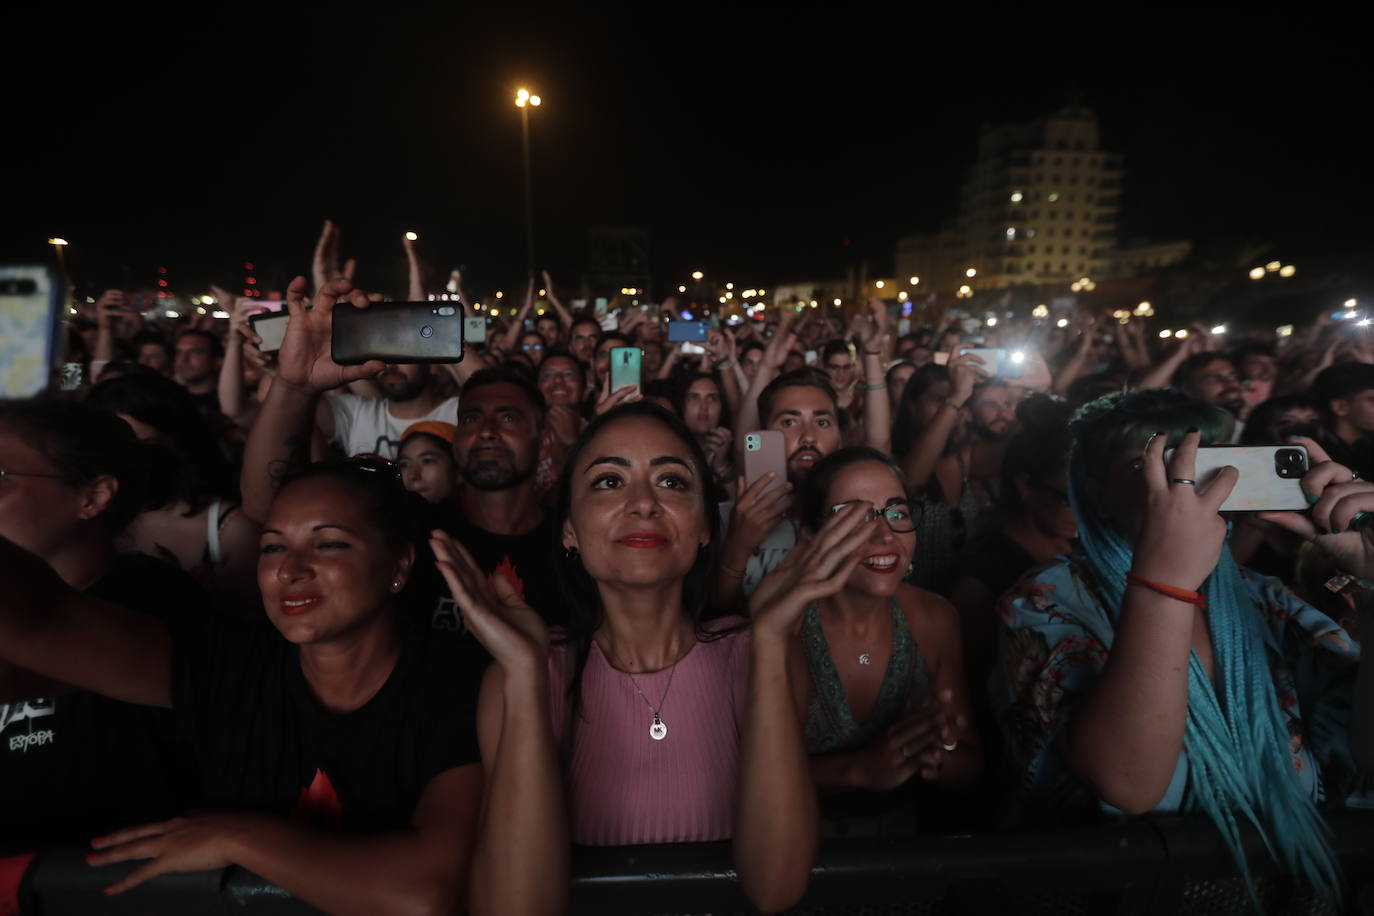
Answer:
[
  {"left": 991, "top": 555, "right": 1364, "bottom": 822},
  {"left": 801, "top": 596, "right": 935, "bottom": 754}
]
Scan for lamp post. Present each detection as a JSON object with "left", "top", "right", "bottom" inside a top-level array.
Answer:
[
  {"left": 48, "top": 238, "right": 68, "bottom": 278},
  {"left": 514, "top": 88, "right": 542, "bottom": 278}
]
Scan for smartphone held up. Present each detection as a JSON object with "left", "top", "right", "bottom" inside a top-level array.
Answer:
[
  {"left": 331, "top": 300, "right": 464, "bottom": 365},
  {"left": 1164, "top": 445, "right": 1311, "bottom": 512}
]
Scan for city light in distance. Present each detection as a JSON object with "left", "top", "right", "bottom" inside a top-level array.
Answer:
[
  {"left": 212, "top": 311, "right": 230, "bottom": 319},
  {"left": 405, "top": 231, "right": 418, "bottom": 241},
  {"left": 1212, "top": 325, "right": 1228, "bottom": 335},
  {"left": 1032, "top": 304, "right": 1050, "bottom": 318},
  {"left": 539, "top": 289, "right": 546, "bottom": 297},
  {"left": 1266, "top": 261, "right": 1281, "bottom": 272},
  {"left": 1249, "top": 267, "right": 1266, "bottom": 280},
  {"left": 691, "top": 271, "right": 704, "bottom": 280},
  {"left": 719, "top": 296, "right": 727, "bottom": 303},
  {"left": 1175, "top": 329, "right": 1189, "bottom": 339},
  {"left": 1057, "top": 318, "right": 1069, "bottom": 327},
  {"left": 726, "top": 283, "right": 734, "bottom": 290},
  {"left": 965, "top": 268, "right": 977, "bottom": 278},
  {"left": 165, "top": 310, "right": 180, "bottom": 319},
  {"left": 495, "top": 291, "right": 504, "bottom": 299},
  {"left": 48, "top": 237, "right": 68, "bottom": 246},
  {"left": 875, "top": 280, "right": 884, "bottom": 289},
  {"left": 986, "top": 316, "right": 998, "bottom": 327},
  {"left": 678, "top": 285, "right": 686, "bottom": 292},
  {"left": 909, "top": 277, "right": 920, "bottom": 285},
  {"left": 1346, "top": 298, "right": 1358, "bottom": 308},
  {"left": 1160, "top": 329, "right": 1173, "bottom": 338},
  {"left": 833, "top": 298, "right": 842, "bottom": 306},
  {"left": 529, "top": 95, "right": 541, "bottom": 106},
  {"left": 898, "top": 291, "right": 908, "bottom": 302},
  {"left": 1279, "top": 265, "right": 1296, "bottom": 277},
  {"left": 1276, "top": 324, "right": 1294, "bottom": 337},
  {"left": 1010, "top": 191, "right": 1023, "bottom": 202}
]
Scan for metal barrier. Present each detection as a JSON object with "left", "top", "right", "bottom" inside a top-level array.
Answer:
[{"left": 8, "top": 812, "right": 1374, "bottom": 914}]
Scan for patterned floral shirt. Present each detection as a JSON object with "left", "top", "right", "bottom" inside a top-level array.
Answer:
[{"left": 992, "top": 555, "right": 1363, "bottom": 823}]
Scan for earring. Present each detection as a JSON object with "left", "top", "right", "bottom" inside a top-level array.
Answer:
[
  {"left": 391, "top": 580, "right": 403, "bottom": 592},
  {"left": 564, "top": 546, "right": 579, "bottom": 560}
]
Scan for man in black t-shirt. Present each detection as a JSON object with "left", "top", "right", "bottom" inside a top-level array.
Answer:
[
  {"left": 409, "top": 368, "right": 564, "bottom": 631},
  {"left": 0, "top": 553, "right": 206, "bottom": 853}
]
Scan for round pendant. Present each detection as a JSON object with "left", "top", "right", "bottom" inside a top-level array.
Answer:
[
  {"left": 858, "top": 653, "right": 871, "bottom": 666},
  {"left": 650, "top": 719, "right": 668, "bottom": 741}
]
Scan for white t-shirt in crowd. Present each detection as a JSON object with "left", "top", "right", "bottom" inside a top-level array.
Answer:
[
  {"left": 329, "top": 393, "right": 459, "bottom": 459},
  {"left": 717, "top": 502, "right": 799, "bottom": 596}
]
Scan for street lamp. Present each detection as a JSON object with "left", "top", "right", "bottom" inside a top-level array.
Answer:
[
  {"left": 514, "top": 87, "right": 542, "bottom": 278},
  {"left": 48, "top": 237, "right": 68, "bottom": 278}
]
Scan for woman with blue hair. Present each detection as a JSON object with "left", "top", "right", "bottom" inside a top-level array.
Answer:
[{"left": 993, "top": 388, "right": 1371, "bottom": 901}]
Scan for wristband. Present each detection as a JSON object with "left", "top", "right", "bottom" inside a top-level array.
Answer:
[{"left": 1125, "top": 571, "right": 1207, "bottom": 608}]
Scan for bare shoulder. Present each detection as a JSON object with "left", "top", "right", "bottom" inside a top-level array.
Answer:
[{"left": 894, "top": 583, "right": 961, "bottom": 647}]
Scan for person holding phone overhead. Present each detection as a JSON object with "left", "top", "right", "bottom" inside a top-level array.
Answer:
[{"left": 993, "top": 388, "right": 1369, "bottom": 904}]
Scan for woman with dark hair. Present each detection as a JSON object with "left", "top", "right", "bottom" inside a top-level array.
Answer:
[
  {"left": 677, "top": 371, "right": 733, "bottom": 483},
  {"left": 0, "top": 457, "right": 487, "bottom": 914},
  {"left": 792, "top": 446, "right": 981, "bottom": 824},
  {"left": 992, "top": 388, "right": 1370, "bottom": 903},
  {"left": 88, "top": 373, "right": 261, "bottom": 609},
  {"left": 0, "top": 398, "right": 206, "bottom": 852},
  {"left": 397, "top": 421, "right": 457, "bottom": 504},
  {"left": 435, "top": 402, "right": 854, "bottom": 913}
]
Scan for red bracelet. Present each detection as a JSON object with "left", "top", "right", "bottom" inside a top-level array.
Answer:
[{"left": 1126, "top": 571, "right": 1207, "bottom": 608}]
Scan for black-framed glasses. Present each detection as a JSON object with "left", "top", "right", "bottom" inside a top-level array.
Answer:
[
  {"left": 828, "top": 498, "right": 921, "bottom": 533},
  {"left": 0, "top": 468, "right": 66, "bottom": 486}
]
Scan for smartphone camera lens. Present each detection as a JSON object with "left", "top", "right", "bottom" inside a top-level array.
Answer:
[
  {"left": 420, "top": 325, "right": 434, "bottom": 339},
  {"left": 1274, "top": 448, "right": 1307, "bottom": 479}
]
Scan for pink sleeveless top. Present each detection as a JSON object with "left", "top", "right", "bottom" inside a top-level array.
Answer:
[{"left": 546, "top": 618, "right": 751, "bottom": 846}]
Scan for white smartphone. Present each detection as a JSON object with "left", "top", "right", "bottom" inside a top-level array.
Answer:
[
  {"left": 1163, "top": 445, "right": 1310, "bottom": 512},
  {"left": 0, "top": 265, "right": 64, "bottom": 398},
  {"left": 463, "top": 316, "right": 487, "bottom": 344},
  {"left": 957, "top": 347, "right": 1026, "bottom": 379},
  {"left": 250, "top": 311, "right": 291, "bottom": 354}
]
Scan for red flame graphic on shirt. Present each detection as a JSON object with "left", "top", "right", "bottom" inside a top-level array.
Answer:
[
  {"left": 490, "top": 555, "right": 526, "bottom": 599},
  {"left": 295, "top": 768, "right": 343, "bottom": 824}
]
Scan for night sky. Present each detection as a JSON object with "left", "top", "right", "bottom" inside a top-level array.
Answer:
[{"left": 7, "top": 11, "right": 1370, "bottom": 300}]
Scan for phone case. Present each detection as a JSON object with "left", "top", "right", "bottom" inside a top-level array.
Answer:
[
  {"left": 250, "top": 311, "right": 291, "bottom": 353},
  {"left": 743, "top": 430, "right": 787, "bottom": 495},
  {"left": 463, "top": 317, "right": 487, "bottom": 344},
  {"left": 609, "top": 347, "right": 641, "bottom": 392},
  {"left": 0, "top": 265, "right": 64, "bottom": 398},
  {"left": 1163, "top": 445, "right": 1309, "bottom": 512},
  {"left": 331, "top": 301, "right": 463, "bottom": 365},
  {"left": 668, "top": 320, "right": 709, "bottom": 342},
  {"left": 958, "top": 347, "right": 1027, "bottom": 379}
]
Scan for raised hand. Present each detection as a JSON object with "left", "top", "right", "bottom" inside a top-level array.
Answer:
[
  {"left": 947, "top": 351, "right": 989, "bottom": 405},
  {"left": 402, "top": 232, "right": 425, "bottom": 300},
  {"left": 311, "top": 219, "right": 355, "bottom": 293},
  {"left": 229, "top": 296, "right": 268, "bottom": 342},
  {"left": 702, "top": 427, "right": 733, "bottom": 476},
  {"left": 430, "top": 530, "right": 548, "bottom": 673},
  {"left": 750, "top": 503, "right": 879, "bottom": 639},
  {"left": 851, "top": 689, "right": 965, "bottom": 790},
  {"left": 1261, "top": 436, "right": 1374, "bottom": 578},
  {"left": 728, "top": 473, "right": 794, "bottom": 557},
  {"left": 275, "top": 276, "right": 385, "bottom": 393},
  {"left": 593, "top": 371, "right": 640, "bottom": 415},
  {"left": 1131, "top": 429, "right": 1237, "bottom": 591}
]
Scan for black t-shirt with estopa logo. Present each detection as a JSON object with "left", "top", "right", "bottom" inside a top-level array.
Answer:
[
  {"left": 170, "top": 613, "right": 486, "bottom": 831},
  {"left": 0, "top": 553, "right": 206, "bottom": 853},
  {"left": 405, "top": 501, "right": 565, "bottom": 635}
]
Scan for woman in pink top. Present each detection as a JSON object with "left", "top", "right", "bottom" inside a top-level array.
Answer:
[{"left": 433, "top": 402, "right": 883, "bottom": 914}]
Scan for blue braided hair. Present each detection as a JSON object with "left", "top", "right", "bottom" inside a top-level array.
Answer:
[{"left": 1066, "top": 389, "right": 1341, "bottom": 903}]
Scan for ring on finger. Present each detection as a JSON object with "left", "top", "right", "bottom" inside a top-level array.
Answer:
[
  {"left": 941, "top": 739, "right": 958, "bottom": 752},
  {"left": 1171, "top": 478, "right": 1196, "bottom": 486}
]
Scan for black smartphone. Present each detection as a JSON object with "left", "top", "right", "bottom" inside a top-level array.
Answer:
[{"left": 331, "top": 301, "right": 464, "bottom": 365}]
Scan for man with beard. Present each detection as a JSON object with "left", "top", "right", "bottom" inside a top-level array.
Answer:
[
  {"left": 714, "top": 369, "right": 845, "bottom": 606},
  {"left": 415, "top": 368, "right": 563, "bottom": 628},
  {"left": 327, "top": 363, "right": 459, "bottom": 459},
  {"left": 1175, "top": 352, "right": 1246, "bottom": 440},
  {"left": 930, "top": 379, "right": 1021, "bottom": 511}
]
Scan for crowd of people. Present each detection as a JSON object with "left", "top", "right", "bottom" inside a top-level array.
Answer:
[{"left": 1, "top": 222, "right": 1372, "bottom": 914}]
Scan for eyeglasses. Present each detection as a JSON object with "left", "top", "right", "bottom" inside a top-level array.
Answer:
[
  {"left": 522, "top": 343, "right": 544, "bottom": 352},
  {"left": 827, "top": 498, "right": 921, "bottom": 533},
  {"left": 0, "top": 468, "right": 67, "bottom": 486}
]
